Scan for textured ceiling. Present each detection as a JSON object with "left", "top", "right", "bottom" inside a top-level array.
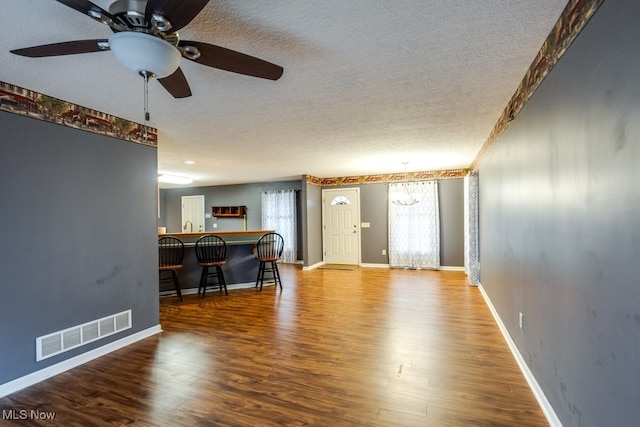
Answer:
[{"left": 1, "top": 0, "right": 568, "bottom": 187}]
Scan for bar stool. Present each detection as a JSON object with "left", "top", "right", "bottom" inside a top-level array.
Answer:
[
  {"left": 158, "top": 236, "right": 184, "bottom": 302},
  {"left": 195, "top": 234, "right": 228, "bottom": 298},
  {"left": 255, "top": 232, "right": 284, "bottom": 291}
]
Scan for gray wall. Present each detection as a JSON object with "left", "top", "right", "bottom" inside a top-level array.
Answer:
[
  {"left": 163, "top": 178, "right": 464, "bottom": 268},
  {"left": 439, "top": 179, "right": 464, "bottom": 267},
  {"left": 302, "top": 178, "right": 323, "bottom": 267},
  {"left": 340, "top": 179, "right": 464, "bottom": 266},
  {"left": 161, "top": 180, "right": 303, "bottom": 233},
  {"left": 478, "top": 1, "right": 640, "bottom": 425},
  {"left": 360, "top": 183, "right": 389, "bottom": 264},
  {"left": 161, "top": 177, "right": 464, "bottom": 267},
  {"left": 0, "top": 111, "right": 159, "bottom": 385}
]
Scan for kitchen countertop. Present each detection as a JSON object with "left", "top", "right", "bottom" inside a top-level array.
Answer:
[{"left": 159, "top": 230, "right": 275, "bottom": 245}]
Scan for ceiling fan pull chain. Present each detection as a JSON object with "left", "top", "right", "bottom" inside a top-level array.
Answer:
[
  {"left": 141, "top": 72, "right": 150, "bottom": 141},
  {"left": 143, "top": 73, "right": 150, "bottom": 122}
]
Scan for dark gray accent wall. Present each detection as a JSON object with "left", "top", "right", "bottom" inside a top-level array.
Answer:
[
  {"left": 478, "top": 1, "right": 640, "bottom": 425},
  {"left": 0, "top": 111, "right": 159, "bottom": 385}
]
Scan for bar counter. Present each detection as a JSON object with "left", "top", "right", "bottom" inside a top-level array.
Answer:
[{"left": 159, "top": 230, "right": 275, "bottom": 294}]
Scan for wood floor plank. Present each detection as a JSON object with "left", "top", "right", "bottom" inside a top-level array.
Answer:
[{"left": 0, "top": 266, "right": 548, "bottom": 426}]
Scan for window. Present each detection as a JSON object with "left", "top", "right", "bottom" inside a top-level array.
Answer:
[
  {"left": 331, "top": 196, "right": 351, "bottom": 205},
  {"left": 388, "top": 181, "right": 440, "bottom": 269},
  {"left": 261, "top": 189, "right": 297, "bottom": 263}
]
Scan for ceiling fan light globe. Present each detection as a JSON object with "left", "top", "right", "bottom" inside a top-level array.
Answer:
[{"left": 108, "top": 32, "right": 180, "bottom": 78}]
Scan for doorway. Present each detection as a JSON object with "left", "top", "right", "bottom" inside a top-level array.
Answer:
[
  {"left": 322, "top": 188, "right": 361, "bottom": 265},
  {"left": 181, "top": 195, "right": 205, "bottom": 233}
]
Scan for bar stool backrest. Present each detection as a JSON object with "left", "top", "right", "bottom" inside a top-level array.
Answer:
[
  {"left": 158, "top": 236, "right": 185, "bottom": 269},
  {"left": 256, "top": 232, "right": 284, "bottom": 262},
  {"left": 195, "top": 234, "right": 227, "bottom": 264}
]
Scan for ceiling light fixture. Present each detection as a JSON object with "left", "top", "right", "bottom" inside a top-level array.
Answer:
[
  {"left": 158, "top": 174, "right": 193, "bottom": 185},
  {"left": 108, "top": 32, "right": 180, "bottom": 79},
  {"left": 392, "top": 162, "right": 419, "bottom": 206},
  {"left": 108, "top": 32, "right": 181, "bottom": 128}
]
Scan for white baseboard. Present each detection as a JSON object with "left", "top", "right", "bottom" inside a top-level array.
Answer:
[
  {"left": 360, "top": 263, "right": 390, "bottom": 268},
  {"left": 0, "top": 324, "right": 162, "bottom": 398},
  {"left": 477, "top": 284, "right": 562, "bottom": 427},
  {"left": 439, "top": 266, "right": 465, "bottom": 271},
  {"left": 302, "top": 263, "right": 462, "bottom": 270},
  {"left": 303, "top": 261, "right": 325, "bottom": 270}
]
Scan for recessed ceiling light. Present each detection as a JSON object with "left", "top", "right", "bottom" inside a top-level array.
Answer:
[
  {"left": 184, "top": 160, "right": 195, "bottom": 164},
  {"left": 158, "top": 174, "right": 193, "bottom": 185}
]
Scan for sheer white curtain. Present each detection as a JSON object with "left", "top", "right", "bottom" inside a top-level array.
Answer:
[
  {"left": 464, "top": 173, "right": 480, "bottom": 286},
  {"left": 388, "top": 181, "right": 440, "bottom": 269},
  {"left": 261, "top": 189, "right": 297, "bottom": 263}
]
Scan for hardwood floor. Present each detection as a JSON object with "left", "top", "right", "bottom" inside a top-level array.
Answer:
[{"left": 0, "top": 266, "right": 548, "bottom": 426}]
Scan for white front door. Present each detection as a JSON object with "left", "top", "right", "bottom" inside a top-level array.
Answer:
[
  {"left": 181, "top": 195, "right": 205, "bottom": 233},
  {"left": 323, "top": 188, "right": 360, "bottom": 265}
]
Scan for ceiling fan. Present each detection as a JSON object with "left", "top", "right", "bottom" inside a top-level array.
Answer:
[{"left": 10, "top": 0, "right": 284, "bottom": 99}]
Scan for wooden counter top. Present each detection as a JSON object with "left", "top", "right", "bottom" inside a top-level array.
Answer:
[
  {"left": 159, "top": 230, "right": 275, "bottom": 246},
  {"left": 159, "top": 230, "right": 274, "bottom": 238}
]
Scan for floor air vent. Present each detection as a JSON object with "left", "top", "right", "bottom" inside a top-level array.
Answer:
[{"left": 36, "top": 310, "right": 132, "bottom": 361}]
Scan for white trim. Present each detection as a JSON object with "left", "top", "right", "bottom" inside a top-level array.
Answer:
[
  {"left": 477, "top": 283, "right": 562, "bottom": 427},
  {"left": 303, "top": 261, "right": 325, "bottom": 271},
  {"left": 439, "top": 266, "right": 465, "bottom": 271},
  {"left": 0, "top": 325, "right": 162, "bottom": 398},
  {"left": 303, "top": 263, "right": 460, "bottom": 270}
]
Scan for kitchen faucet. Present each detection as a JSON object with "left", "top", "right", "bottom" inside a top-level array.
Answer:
[{"left": 183, "top": 220, "right": 193, "bottom": 232}]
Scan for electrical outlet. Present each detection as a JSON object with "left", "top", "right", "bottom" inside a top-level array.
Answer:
[
  {"left": 382, "top": 249, "right": 387, "bottom": 255},
  {"left": 519, "top": 312, "right": 524, "bottom": 330},
  {"left": 213, "top": 223, "right": 217, "bottom": 228}
]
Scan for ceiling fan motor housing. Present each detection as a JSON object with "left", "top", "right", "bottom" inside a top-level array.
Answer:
[
  {"left": 109, "top": 0, "right": 174, "bottom": 33},
  {"left": 108, "top": 0, "right": 146, "bottom": 24}
]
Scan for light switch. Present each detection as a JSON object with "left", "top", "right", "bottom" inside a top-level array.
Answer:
[{"left": 361, "top": 222, "right": 370, "bottom": 228}]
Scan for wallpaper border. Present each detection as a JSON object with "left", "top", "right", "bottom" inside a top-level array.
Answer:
[
  {"left": 306, "top": 168, "right": 467, "bottom": 187},
  {"left": 470, "top": 0, "right": 604, "bottom": 171},
  {"left": 0, "top": 80, "right": 157, "bottom": 147}
]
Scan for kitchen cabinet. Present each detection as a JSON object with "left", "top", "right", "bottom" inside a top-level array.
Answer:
[{"left": 211, "top": 205, "right": 247, "bottom": 218}]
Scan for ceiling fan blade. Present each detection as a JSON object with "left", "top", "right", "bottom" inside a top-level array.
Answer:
[
  {"left": 10, "top": 40, "right": 108, "bottom": 58},
  {"left": 180, "top": 41, "right": 284, "bottom": 81},
  {"left": 158, "top": 68, "right": 192, "bottom": 98},
  {"left": 56, "top": 0, "right": 118, "bottom": 23},
  {"left": 145, "top": 0, "right": 209, "bottom": 33}
]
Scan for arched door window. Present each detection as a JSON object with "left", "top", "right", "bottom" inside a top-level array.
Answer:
[{"left": 331, "top": 196, "right": 351, "bottom": 205}]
